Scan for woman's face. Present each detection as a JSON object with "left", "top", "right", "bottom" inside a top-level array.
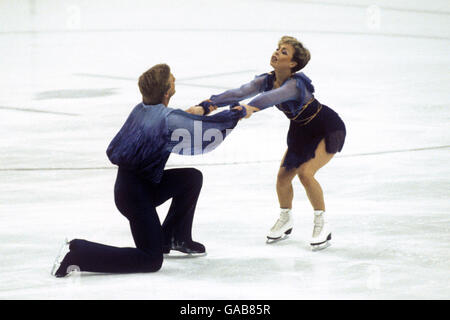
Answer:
[{"left": 270, "top": 43, "right": 297, "bottom": 72}]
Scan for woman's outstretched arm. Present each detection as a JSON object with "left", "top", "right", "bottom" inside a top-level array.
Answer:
[
  {"left": 205, "top": 74, "right": 267, "bottom": 107},
  {"left": 247, "top": 78, "right": 301, "bottom": 111}
]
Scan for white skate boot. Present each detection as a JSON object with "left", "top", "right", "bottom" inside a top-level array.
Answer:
[
  {"left": 310, "top": 211, "right": 332, "bottom": 251},
  {"left": 266, "top": 209, "right": 293, "bottom": 243}
]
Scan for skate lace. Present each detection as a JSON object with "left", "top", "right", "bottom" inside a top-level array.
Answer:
[
  {"left": 273, "top": 219, "right": 285, "bottom": 230},
  {"left": 312, "top": 223, "right": 323, "bottom": 237},
  {"left": 272, "top": 213, "right": 290, "bottom": 231},
  {"left": 313, "top": 215, "right": 324, "bottom": 237}
]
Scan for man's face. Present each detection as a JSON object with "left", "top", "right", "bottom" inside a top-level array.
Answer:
[{"left": 167, "top": 73, "right": 176, "bottom": 98}]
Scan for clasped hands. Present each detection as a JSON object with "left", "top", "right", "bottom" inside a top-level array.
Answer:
[{"left": 185, "top": 99, "right": 259, "bottom": 119}]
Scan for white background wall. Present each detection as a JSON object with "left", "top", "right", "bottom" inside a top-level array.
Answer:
[{"left": 1, "top": 0, "right": 449, "bottom": 39}]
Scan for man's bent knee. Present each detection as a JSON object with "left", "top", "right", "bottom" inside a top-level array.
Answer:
[
  {"left": 140, "top": 253, "right": 163, "bottom": 272},
  {"left": 186, "top": 168, "right": 203, "bottom": 186}
]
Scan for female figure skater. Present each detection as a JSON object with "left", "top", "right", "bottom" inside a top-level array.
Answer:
[
  {"left": 200, "top": 36, "right": 346, "bottom": 250},
  {"left": 51, "top": 64, "right": 250, "bottom": 277}
]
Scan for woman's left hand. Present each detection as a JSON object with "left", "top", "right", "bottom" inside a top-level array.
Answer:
[{"left": 233, "top": 104, "right": 259, "bottom": 119}]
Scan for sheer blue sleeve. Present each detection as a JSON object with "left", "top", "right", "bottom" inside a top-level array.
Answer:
[
  {"left": 208, "top": 74, "right": 267, "bottom": 107},
  {"left": 166, "top": 108, "right": 246, "bottom": 156},
  {"left": 248, "top": 78, "right": 301, "bottom": 111}
]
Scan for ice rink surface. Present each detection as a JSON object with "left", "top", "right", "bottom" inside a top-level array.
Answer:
[{"left": 0, "top": 0, "right": 449, "bottom": 299}]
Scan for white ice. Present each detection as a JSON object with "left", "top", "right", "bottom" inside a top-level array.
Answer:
[{"left": 0, "top": 0, "right": 449, "bottom": 299}]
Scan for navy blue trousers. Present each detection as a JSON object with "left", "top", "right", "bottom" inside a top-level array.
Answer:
[{"left": 64, "top": 167, "right": 203, "bottom": 274}]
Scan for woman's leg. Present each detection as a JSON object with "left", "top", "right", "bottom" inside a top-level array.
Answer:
[
  {"left": 276, "top": 150, "right": 298, "bottom": 209},
  {"left": 296, "top": 139, "right": 334, "bottom": 210},
  {"left": 267, "top": 150, "right": 297, "bottom": 240}
]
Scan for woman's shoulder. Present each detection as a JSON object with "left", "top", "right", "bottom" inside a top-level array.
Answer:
[
  {"left": 254, "top": 71, "right": 275, "bottom": 91},
  {"left": 291, "top": 72, "right": 312, "bottom": 83},
  {"left": 291, "top": 72, "right": 315, "bottom": 93},
  {"left": 254, "top": 71, "right": 273, "bottom": 79}
]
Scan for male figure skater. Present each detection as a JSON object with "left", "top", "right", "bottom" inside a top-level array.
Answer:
[{"left": 51, "top": 64, "right": 252, "bottom": 277}]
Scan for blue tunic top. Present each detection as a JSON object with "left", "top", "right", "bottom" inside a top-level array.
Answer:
[
  {"left": 106, "top": 103, "right": 246, "bottom": 183},
  {"left": 208, "top": 72, "right": 315, "bottom": 120}
]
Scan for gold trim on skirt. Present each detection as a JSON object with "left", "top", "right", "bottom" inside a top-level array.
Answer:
[{"left": 283, "top": 98, "right": 322, "bottom": 126}]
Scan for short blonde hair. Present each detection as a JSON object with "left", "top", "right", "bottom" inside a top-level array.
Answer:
[
  {"left": 278, "top": 36, "right": 311, "bottom": 73},
  {"left": 138, "top": 64, "right": 171, "bottom": 105}
]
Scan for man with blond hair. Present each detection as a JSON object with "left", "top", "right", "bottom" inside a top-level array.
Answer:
[{"left": 51, "top": 64, "right": 253, "bottom": 277}]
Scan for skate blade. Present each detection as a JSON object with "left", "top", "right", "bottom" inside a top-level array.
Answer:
[
  {"left": 164, "top": 251, "right": 207, "bottom": 259},
  {"left": 311, "top": 241, "right": 331, "bottom": 251},
  {"left": 266, "top": 228, "right": 292, "bottom": 244},
  {"left": 51, "top": 238, "right": 70, "bottom": 276},
  {"left": 266, "top": 235, "right": 289, "bottom": 244},
  {"left": 310, "top": 233, "right": 332, "bottom": 251}
]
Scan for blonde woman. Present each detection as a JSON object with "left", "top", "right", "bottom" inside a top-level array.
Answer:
[{"left": 200, "top": 36, "right": 346, "bottom": 250}]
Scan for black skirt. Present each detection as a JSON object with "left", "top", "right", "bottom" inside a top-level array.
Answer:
[{"left": 282, "top": 99, "right": 346, "bottom": 170}]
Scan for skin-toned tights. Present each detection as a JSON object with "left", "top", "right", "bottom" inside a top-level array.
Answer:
[{"left": 276, "top": 138, "right": 334, "bottom": 211}]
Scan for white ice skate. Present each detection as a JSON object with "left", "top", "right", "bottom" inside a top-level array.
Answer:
[
  {"left": 310, "top": 213, "right": 332, "bottom": 251},
  {"left": 51, "top": 238, "right": 71, "bottom": 277},
  {"left": 266, "top": 209, "right": 293, "bottom": 244}
]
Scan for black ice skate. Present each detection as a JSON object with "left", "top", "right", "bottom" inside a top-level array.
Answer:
[
  {"left": 51, "top": 238, "right": 79, "bottom": 277},
  {"left": 163, "top": 237, "right": 206, "bottom": 256}
]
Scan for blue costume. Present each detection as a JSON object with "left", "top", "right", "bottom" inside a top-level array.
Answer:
[
  {"left": 202, "top": 71, "right": 346, "bottom": 169},
  {"left": 54, "top": 103, "right": 246, "bottom": 276},
  {"left": 107, "top": 103, "right": 246, "bottom": 183}
]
